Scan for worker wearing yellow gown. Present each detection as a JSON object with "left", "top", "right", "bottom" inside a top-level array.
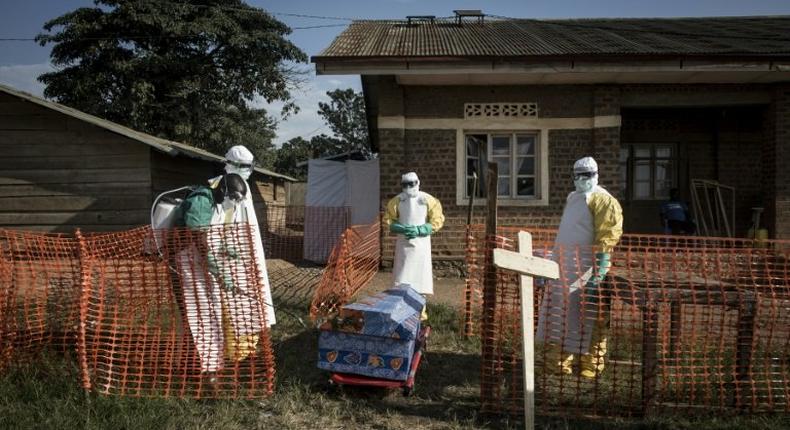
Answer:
[
  {"left": 384, "top": 172, "right": 445, "bottom": 320},
  {"left": 536, "top": 157, "right": 623, "bottom": 379}
]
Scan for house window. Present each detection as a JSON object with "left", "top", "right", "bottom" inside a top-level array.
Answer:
[
  {"left": 465, "top": 132, "right": 539, "bottom": 199},
  {"left": 626, "top": 143, "right": 676, "bottom": 200}
]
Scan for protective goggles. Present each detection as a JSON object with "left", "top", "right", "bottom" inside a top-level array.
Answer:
[
  {"left": 401, "top": 181, "right": 418, "bottom": 188},
  {"left": 573, "top": 171, "right": 597, "bottom": 180},
  {"left": 227, "top": 160, "right": 254, "bottom": 170}
]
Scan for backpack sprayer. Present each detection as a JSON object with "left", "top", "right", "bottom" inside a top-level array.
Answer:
[
  {"left": 145, "top": 184, "right": 294, "bottom": 323},
  {"left": 145, "top": 186, "right": 195, "bottom": 255}
]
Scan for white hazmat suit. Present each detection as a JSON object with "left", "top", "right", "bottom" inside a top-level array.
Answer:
[
  {"left": 536, "top": 156, "right": 623, "bottom": 378},
  {"left": 384, "top": 172, "right": 444, "bottom": 299},
  {"left": 174, "top": 147, "right": 275, "bottom": 373}
]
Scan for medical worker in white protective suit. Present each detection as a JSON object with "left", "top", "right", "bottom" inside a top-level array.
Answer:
[
  {"left": 175, "top": 145, "right": 275, "bottom": 374},
  {"left": 384, "top": 172, "right": 445, "bottom": 320},
  {"left": 536, "top": 156, "right": 623, "bottom": 379}
]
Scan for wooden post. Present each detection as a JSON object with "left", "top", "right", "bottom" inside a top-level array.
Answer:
[
  {"left": 463, "top": 172, "right": 479, "bottom": 337},
  {"left": 467, "top": 171, "right": 478, "bottom": 225},
  {"left": 518, "top": 232, "right": 535, "bottom": 430},
  {"left": 641, "top": 296, "right": 659, "bottom": 414},
  {"left": 669, "top": 300, "right": 681, "bottom": 360},
  {"left": 492, "top": 233, "right": 559, "bottom": 430},
  {"left": 735, "top": 295, "right": 757, "bottom": 410},
  {"left": 480, "top": 162, "right": 498, "bottom": 409}
]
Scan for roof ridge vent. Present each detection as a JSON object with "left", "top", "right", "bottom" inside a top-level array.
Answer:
[
  {"left": 406, "top": 15, "right": 436, "bottom": 25},
  {"left": 454, "top": 9, "right": 484, "bottom": 25}
]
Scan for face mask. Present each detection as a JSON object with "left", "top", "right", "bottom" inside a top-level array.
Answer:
[
  {"left": 402, "top": 183, "right": 419, "bottom": 198},
  {"left": 574, "top": 178, "right": 594, "bottom": 193},
  {"left": 225, "top": 163, "right": 253, "bottom": 181}
]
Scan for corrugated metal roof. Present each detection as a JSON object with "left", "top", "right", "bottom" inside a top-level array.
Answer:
[
  {"left": 0, "top": 84, "right": 296, "bottom": 182},
  {"left": 314, "top": 16, "right": 790, "bottom": 59}
]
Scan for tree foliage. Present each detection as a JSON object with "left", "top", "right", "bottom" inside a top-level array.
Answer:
[
  {"left": 272, "top": 134, "right": 343, "bottom": 180},
  {"left": 36, "top": 0, "right": 307, "bottom": 164},
  {"left": 272, "top": 88, "right": 370, "bottom": 179},
  {"left": 317, "top": 88, "right": 369, "bottom": 154}
]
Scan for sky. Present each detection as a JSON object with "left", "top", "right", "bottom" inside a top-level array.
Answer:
[{"left": 2, "top": 0, "right": 790, "bottom": 146}]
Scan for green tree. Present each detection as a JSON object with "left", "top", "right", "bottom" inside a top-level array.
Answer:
[
  {"left": 272, "top": 134, "right": 344, "bottom": 180},
  {"left": 272, "top": 136, "right": 311, "bottom": 180},
  {"left": 317, "top": 88, "right": 369, "bottom": 153},
  {"left": 36, "top": 0, "right": 307, "bottom": 164}
]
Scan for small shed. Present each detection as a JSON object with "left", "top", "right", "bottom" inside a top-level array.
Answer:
[
  {"left": 0, "top": 84, "right": 296, "bottom": 232},
  {"left": 303, "top": 158, "right": 380, "bottom": 262}
]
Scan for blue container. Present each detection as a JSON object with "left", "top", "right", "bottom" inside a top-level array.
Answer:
[{"left": 317, "top": 285, "right": 424, "bottom": 380}]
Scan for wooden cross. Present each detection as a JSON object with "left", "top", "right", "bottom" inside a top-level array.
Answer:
[{"left": 492, "top": 231, "right": 560, "bottom": 430}]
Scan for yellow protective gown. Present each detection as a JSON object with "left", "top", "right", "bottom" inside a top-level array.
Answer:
[
  {"left": 384, "top": 191, "right": 444, "bottom": 294},
  {"left": 536, "top": 184, "right": 622, "bottom": 355}
]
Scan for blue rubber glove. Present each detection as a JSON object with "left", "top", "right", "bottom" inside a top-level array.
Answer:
[
  {"left": 584, "top": 252, "right": 611, "bottom": 305},
  {"left": 415, "top": 223, "right": 433, "bottom": 237}
]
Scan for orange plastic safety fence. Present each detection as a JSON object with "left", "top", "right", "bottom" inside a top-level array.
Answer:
[
  {"left": 0, "top": 229, "right": 81, "bottom": 367},
  {"left": 1, "top": 225, "right": 276, "bottom": 399},
  {"left": 309, "top": 222, "right": 381, "bottom": 323},
  {"left": 466, "top": 224, "right": 790, "bottom": 417}
]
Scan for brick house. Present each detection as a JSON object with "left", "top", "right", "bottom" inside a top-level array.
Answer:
[{"left": 312, "top": 14, "right": 790, "bottom": 269}]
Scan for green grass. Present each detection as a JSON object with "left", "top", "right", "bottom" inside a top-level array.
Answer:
[{"left": 1, "top": 302, "right": 788, "bottom": 429}]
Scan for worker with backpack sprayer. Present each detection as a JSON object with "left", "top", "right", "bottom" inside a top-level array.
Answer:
[{"left": 150, "top": 146, "right": 275, "bottom": 377}]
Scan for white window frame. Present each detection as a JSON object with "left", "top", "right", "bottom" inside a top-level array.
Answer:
[
  {"left": 456, "top": 129, "right": 549, "bottom": 207},
  {"left": 628, "top": 143, "right": 677, "bottom": 201}
]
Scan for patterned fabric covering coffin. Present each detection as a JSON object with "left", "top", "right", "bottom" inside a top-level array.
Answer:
[{"left": 317, "top": 285, "right": 425, "bottom": 381}]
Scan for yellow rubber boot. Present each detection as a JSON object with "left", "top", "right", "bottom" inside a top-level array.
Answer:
[
  {"left": 580, "top": 320, "right": 608, "bottom": 379},
  {"left": 540, "top": 344, "right": 574, "bottom": 375},
  {"left": 420, "top": 294, "right": 429, "bottom": 322}
]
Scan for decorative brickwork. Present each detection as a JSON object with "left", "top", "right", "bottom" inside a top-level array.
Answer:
[{"left": 464, "top": 103, "right": 538, "bottom": 119}]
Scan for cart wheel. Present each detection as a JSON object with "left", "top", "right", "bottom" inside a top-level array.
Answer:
[
  {"left": 402, "top": 386, "right": 412, "bottom": 397},
  {"left": 327, "top": 379, "right": 340, "bottom": 394}
]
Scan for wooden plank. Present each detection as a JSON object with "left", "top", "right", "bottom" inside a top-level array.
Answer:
[
  {"left": 0, "top": 182, "right": 149, "bottom": 198},
  {"left": 0, "top": 153, "right": 149, "bottom": 170},
  {"left": 0, "top": 93, "right": 19, "bottom": 103},
  {"left": 150, "top": 151, "right": 219, "bottom": 192},
  {"left": 493, "top": 248, "right": 559, "bottom": 280},
  {"left": 0, "top": 195, "right": 150, "bottom": 211},
  {"left": 518, "top": 231, "right": 535, "bottom": 430},
  {"left": 0, "top": 141, "right": 143, "bottom": 157},
  {"left": 0, "top": 210, "right": 149, "bottom": 226},
  {"left": 0, "top": 101, "right": 54, "bottom": 116},
  {"left": 0, "top": 168, "right": 150, "bottom": 185},
  {"left": 0, "top": 115, "right": 68, "bottom": 130}
]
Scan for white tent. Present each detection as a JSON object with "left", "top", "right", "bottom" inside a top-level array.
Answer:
[{"left": 303, "top": 158, "right": 380, "bottom": 263}]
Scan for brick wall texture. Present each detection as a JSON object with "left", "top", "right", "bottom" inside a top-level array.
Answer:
[
  {"left": 772, "top": 85, "right": 790, "bottom": 239},
  {"left": 371, "top": 78, "right": 789, "bottom": 265}
]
